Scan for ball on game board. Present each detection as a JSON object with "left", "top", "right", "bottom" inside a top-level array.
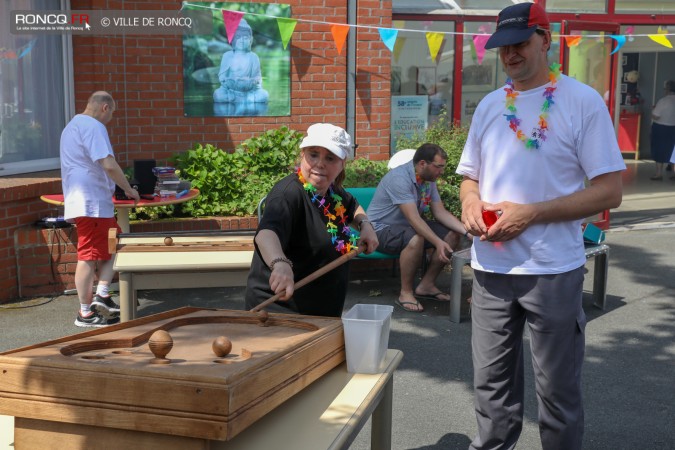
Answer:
[
  {"left": 164, "top": 237, "right": 174, "bottom": 246},
  {"left": 257, "top": 310, "right": 269, "bottom": 327},
  {"left": 148, "top": 330, "right": 173, "bottom": 360},
  {"left": 212, "top": 336, "right": 232, "bottom": 357}
]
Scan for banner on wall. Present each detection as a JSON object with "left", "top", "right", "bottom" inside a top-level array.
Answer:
[
  {"left": 182, "top": 2, "right": 291, "bottom": 117},
  {"left": 390, "top": 96, "right": 428, "bottom": 151}
]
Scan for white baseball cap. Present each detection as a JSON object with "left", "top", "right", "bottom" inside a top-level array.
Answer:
[{"left": 299, "top": 123, "right": 353, "bottom": 160}]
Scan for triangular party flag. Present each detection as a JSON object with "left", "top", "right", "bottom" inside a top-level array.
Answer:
[
  {"left": 331, "top": 24, "right": 350, "bottom": 55},
  {"left": 393, "top": 37, "right": 406, "bottom": 63},
  {"left": 648, "top": 34, "right": 673, "bottom": 48},
  {"left": 276, "top": 18, "right": 297, "bottom": 49},
  {"left": 625, "top": 26, "right": 635, "bottom": 42},
  {"left": 17, "top": 39, "right": 36, "bottom": 59},
  {"left": 565, "top": 36, "right": 582, "bottom": 47},
  {"left": 222, "top": 10, "right": 244, "bottom": 44},
  {"left": 378, "top": 28, "right": 398, "bottom": 52},
  {"left": 609, "top": 35, "right": 626, "bottom": 55},
  {"left": 425, "top": 32, "right": 444, "bottom": 62},
  {"left": 473, "top": 35, "right": 490, "bottom": 65}
]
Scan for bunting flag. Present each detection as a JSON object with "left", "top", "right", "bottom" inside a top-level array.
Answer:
[
  {"left": 17, "top": 40, "right": 36, "bottom": 58},
  {"left": 331, "top": 24, "right": 350, "bottom": 55},
  {"left": 473, "top": 35, "right": 490, "bottom": 65},
  {"left": 393, "top": 36, "right": 406, "bottom": 63},
  {"left": 186, "top": 4, "right": 675, "bottom": 59},
  {"left": 378, "top": 28, "right": 398, "bottom": 53},
  {"left": 649, "top": 27, "right": 673, "bottom": 48},
  {"left": 565, "top": 35, "right": 582, "bottom": 47},
  {"left": 648, "top": 33, "right": 673, "bottom": 48},
  {"left": 221, "top": 10, "right": 244, "bottom": 44},
  {"left": 425, "top": 32, "right": 444, "bottom": 63},
  {"left": 625, "top": 26, "right": 635, "bottom": 42},
  {"left": 276, "top": 17, "right": 297, "bottom": 49},
  {"left": 609, "top": 35, "right": 626, "bottom": 54}
]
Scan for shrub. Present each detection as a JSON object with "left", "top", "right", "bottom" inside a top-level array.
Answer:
[
  {"left": 170, "top": 127, "right": 303, "bottom": 217},
  {"left": 395, "top": 110, "right": 468, "bottom": 217},
  {"left": 344, "top": 158, "right": 389, "bottom": 187}
]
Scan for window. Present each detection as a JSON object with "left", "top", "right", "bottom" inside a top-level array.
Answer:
[
  {"left": 390, "top": 20, "right": 455, "bottom": 152},
  {"left": 0, "top": 0, "right": 71, "bottom": 176}
]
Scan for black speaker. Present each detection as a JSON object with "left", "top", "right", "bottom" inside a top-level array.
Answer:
[{"left": 134, "top": 159, "right": 156, "bottom": 195}]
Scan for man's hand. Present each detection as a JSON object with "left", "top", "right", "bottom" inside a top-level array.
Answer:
[
  {"left": 434, "top": 239, "right": 454, "bottom": 264},
  {"left": 481, "top": 201, "right": 536, "bottom": 242},
  {"left": 124, "top": 188, "right": 140, "bottom": 204}
]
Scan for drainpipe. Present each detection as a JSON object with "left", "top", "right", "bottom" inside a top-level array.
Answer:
[{"left": 347, "top": 0, "right": 357, "bottom": 156}]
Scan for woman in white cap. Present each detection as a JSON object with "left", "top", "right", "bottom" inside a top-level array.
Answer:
[{"left": 245, "top": 123, "right": 378, "bottom": 316}]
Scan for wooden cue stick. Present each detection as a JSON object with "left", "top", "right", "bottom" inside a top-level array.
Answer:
[{"left": 250, "top": 246, "right": 364, "bottom": 312}]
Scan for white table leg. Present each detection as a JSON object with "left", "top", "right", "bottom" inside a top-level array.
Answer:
[{"left": 371, "top": 376, "right": 393, "bottom": 450}]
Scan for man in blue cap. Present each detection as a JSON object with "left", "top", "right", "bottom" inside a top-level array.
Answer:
[{"left": 457, "top": 3, "right": 626, "bottom": 449}]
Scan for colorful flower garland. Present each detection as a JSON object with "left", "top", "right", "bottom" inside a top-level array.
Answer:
[
  {"left": 504, "top": 63, "right": 561, "bottom": 150},
  {"left": 297, "top": 168, "right": 358, "bottom": 254},
  {"left": 416, "top": 174, "right": 431, "bottom": 214}
]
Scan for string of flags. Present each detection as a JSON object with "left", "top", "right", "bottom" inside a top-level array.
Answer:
[
  {"left": 183, "top": 3, "right": 673, "bottom": 64},
  {"left": 0, "top": 39, "right": 37, "bottom": 62}
]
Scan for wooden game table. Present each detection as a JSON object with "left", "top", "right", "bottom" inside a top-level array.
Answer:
[
  {"left": 40, "top": 189, "right": 200, "bottom": 233},
  {"left": 0, "top": 307, "right": 403, "bottom": 449},
  {"left": 111, "top": 230, "right": 255, "bottom": 322}
]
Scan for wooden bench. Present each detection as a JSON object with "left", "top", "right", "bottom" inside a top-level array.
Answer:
[{"left": 448, "top": 243, "right": 610, "bottom": 323}]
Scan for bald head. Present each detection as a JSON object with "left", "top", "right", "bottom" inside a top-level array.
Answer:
[{"left": 84, "top": 91, "right": 115, "bottom": 124}]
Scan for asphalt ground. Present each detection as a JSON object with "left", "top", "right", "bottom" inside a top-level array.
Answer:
[{"left": 1, "top": 223, "right": 674, "bottom": 449}]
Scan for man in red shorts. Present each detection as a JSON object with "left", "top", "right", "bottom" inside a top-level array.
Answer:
[{"left": 60, "top": 91, "right": 140, "bottom": 327}]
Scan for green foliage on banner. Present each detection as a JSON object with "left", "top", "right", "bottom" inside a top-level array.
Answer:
[{"left": 395, "top": 110, "right": 468, "bottom": 217}]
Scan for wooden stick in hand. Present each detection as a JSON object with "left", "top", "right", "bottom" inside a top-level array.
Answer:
[{"left": 250, "top": 246, "right": 364, "bottom": 312}]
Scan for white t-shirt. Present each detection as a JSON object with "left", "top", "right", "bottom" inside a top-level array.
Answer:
[
  {"left": 652, "top": 94, "right": 675, "bottom": 126},
  {"left": 60, "top": 114, "right": 116, "bottom": 220},
  {"left": 457, "top": 75, "right": 626, "bottom": 275}
]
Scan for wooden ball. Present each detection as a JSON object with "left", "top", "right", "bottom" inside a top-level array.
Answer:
[
  {"left": 212, "top": 336, "right": 232, "bottom": 357},
  {"left": 148, "top": 330, "right": 173, "bottom": 360},
  {"left": 257, "top": 310, "right": 269, "bottom": 327},
  {"left": 164, "top": 237, "right": 174, "bottom": 246}
]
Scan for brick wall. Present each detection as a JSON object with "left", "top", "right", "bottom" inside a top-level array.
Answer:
[{"left": 1, "top": 0, "right": 392, "bottom": 302}]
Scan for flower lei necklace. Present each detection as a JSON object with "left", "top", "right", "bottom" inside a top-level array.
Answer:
[
  {"left": 504, "top": 63, "right": 561, "bottom": 150},
  {"left": 416, "top": 174, "right": 431, "bottom": 214},
  {"left": 297, "top": 168, "right": 358, "bottom": 254}
]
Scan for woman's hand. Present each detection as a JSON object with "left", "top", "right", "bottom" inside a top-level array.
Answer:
[
  {"left": 357, "top": 222, "right": 379, "bottom": 254},
  {"left": 269, "top": 261, "right": 294, "bottom": 300}
]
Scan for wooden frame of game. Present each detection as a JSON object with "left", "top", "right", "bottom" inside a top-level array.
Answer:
[{"left": 0, "top": 307, "right": 346, "bottom": 447}]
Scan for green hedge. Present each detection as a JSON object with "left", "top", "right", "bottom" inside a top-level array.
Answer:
[{"left": 129, "top": 118, "right": 467, "bottom": 221}]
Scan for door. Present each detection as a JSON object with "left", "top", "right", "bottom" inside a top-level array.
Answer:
[{"left": 561, "top": 21, "right": 621, "bottom": 230}]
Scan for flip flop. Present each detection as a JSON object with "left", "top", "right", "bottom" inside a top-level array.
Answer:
[
  {"left": 395, "top": 299, "right": 423, "bottom": 312},
  {"left": 414, "top": 291, "right": 451, "bottom": 302}
]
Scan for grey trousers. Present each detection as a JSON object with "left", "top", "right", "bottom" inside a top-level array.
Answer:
[{"left": 469, "top": 266, "right": 586, "bottom": 450}]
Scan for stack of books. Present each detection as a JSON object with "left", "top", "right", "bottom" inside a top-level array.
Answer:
[{"left": 152, "top": 167, "right": 180, "bottom": 198}]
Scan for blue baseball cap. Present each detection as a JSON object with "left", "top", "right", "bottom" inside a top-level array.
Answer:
[{"left": 485, "top": 2, "right": 550, "bottom": 50}]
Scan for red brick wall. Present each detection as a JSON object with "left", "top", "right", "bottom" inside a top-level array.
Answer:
[
  {"left": 1, "top": 0, "right": 392, "bottom": 302},
  {"left": 70, "top": 0, "right": 392, "bottom": 165}
]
